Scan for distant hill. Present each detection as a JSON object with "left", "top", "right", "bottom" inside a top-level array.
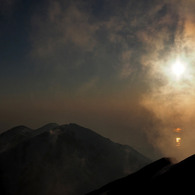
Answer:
[
  {"left": 87, "top": 154, "right": 195, "bottom": 194},
  {"left": 0, "top": 123, "right": 150, "bottom": 195}
]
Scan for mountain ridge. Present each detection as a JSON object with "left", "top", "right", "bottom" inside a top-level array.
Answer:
[
  {"left": 87, "top": 154, "right": 195, "bottom": 194},
  {"left": 0, "top": 123, "right": 150, "bottom": 195}
]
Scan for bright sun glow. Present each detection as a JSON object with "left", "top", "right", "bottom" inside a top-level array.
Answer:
[
  {"left": 171, "top": 59, "right": 185, "bottom": 78},
  {"left": 176, "top": 137, "right": 181, "bottom": 147},
  {"left": 174, "top": 128, "right": 183, "bottom": 148}
]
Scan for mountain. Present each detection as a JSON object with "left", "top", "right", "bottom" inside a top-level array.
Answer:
[
  {"left": 0, "top": 123, "right": 150, "bottom": 195},
  {"left": 0, "top": 123, "right": 58, "bottom": 153},
  {"left": 87, "top": 154, "right": 195, "bottom": 194}
]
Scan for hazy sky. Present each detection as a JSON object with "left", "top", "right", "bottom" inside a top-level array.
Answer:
[{"left": 1, "top": 0, "right": 195, "bottom": 159}]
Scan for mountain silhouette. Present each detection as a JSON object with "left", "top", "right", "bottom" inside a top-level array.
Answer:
[
  {"left": 0, "top": 123, "right": 58, "bottom": 153},
  {"left": 0, "top": 123, "right": 150, "bottom": 195},
  {"left": 87, "top": 154, "right": 195, "bottom": 194}
]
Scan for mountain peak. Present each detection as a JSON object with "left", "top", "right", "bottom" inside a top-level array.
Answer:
[
  {"left": 37, "top": 123, "right": 59, "bottom": 130},
  {"left": 0, "top": 125, "right": 32, "bottom": 153},
  {"left": 4, "top": 125, "right": 31, "bottom": 134},
  {"left": 0, "top": 123, "right": 59, "bottom": 153}
]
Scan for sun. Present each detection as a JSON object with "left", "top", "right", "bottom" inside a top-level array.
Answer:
[{"left": 171, "top": 59, "right": 185, "bottom": 78}]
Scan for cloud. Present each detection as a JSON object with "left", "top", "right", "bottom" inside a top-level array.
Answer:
[
  {"left": 77, "top": 77, "right": 99, "bottom": 95},
  {"left": 30, "top": 0, "right": 143, "bottom": 93},
  {"left": 119, "top": 50, "right": 133, "bottom": 79},
  {"left": 30, "top": 0, "right": 100, "bottom": 57},
  {"left": 140, "top": 0, "right": 195, "bottom": 159},
  {"left": 0, "top": 0, "right": 19, "bottom": 15}
]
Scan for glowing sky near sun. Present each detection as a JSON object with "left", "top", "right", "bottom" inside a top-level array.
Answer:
[{"left": 1, "top": 0, "right": 195, "bottom": 159}]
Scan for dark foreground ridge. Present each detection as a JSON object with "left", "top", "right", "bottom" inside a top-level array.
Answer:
[{"left": 87, "top": 154, "right": 195, "bottom": 194}]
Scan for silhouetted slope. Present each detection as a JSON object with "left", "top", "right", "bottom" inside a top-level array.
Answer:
[
  {"left": 152, "top": 154, "right": 195, "bottom": 193},
  {"left": 0, "top": 123, "right": 150, "bottom": 195},
  {"left": 87, "top": 154, "right": 195, "bottom": 194}
]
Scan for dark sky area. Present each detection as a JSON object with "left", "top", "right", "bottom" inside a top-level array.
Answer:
[{"left": 1, "top": 0, "right": 195, "bottom": 159}]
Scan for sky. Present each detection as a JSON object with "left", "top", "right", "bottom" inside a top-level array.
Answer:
[{"left": 1, "top": 0, "right": 195, "bottom": 160}]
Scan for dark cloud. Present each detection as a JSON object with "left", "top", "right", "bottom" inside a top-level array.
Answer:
[{"left": 29, "top": 0, "right": 180, "bottom": 93}]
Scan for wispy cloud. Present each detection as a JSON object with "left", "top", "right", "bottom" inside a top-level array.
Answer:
[
  {"left": 141, "top": 0, "right": 195, "bottom": 159},
  {"left": 0, "top": 0, "right": 19, "bottom": 15},
  {"left": 31, "top": 1, "right": 100, "bottom": 57}
]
